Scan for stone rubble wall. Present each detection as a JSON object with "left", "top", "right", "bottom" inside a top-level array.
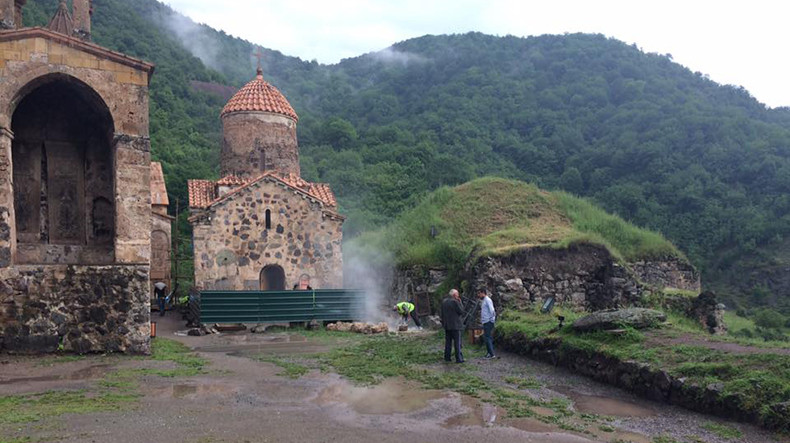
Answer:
[
  {"left": 192, "top": 179, "right": 343, "bottom": 290},
  {"left": 0, "top": 264, "right": 151, "bottom": 354},
  {"left": 628, "top": 257, "right": 701, "bottom": 292},
  {"left": 498, "top": 332, "right": 788, "bottom": 431},
  {"left": 469, "top": 244, "right": 643, "bottom": 313}
]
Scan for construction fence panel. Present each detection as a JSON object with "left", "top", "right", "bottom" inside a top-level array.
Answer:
[{"left": 199, "top": 289, "right": 365, "bottom": 324}]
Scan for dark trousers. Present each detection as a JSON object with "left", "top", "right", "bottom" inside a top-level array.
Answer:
[
  {"left": 483, "top": 321, "right": 495, "bottom": 356},
  {"left": 158, "top": 297, "right": 166, "bottom": 316},
  {"left": 409, "top": 310, "right": 422, "bottom": 328},
  {"left": 444, "top": 329, "right": 464, "bottom": 362}
]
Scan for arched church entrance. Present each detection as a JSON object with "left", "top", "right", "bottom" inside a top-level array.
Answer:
[
  {"left": 11, "top": 74, "right": 115, "bottom": 264},
  {"left": 260, "top": 265, "right": 286, "bottom": 291}
]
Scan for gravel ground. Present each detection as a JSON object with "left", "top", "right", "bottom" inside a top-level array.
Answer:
[{"left": 0, "top": 316, "right": 786, "bottom": 443}]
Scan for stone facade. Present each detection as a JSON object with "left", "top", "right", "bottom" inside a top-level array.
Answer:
[
  {"left": 191, "top": 178, "right": 343, "bottom": 290},
  {"left": 190, "top": 68, "right": 343, "bottom": 291},
  {"left": 0, "top": 12, "right": 156, "bottom": 353},
  {"left": 221, "top": 112, "right": 299, "bottom": 178}
]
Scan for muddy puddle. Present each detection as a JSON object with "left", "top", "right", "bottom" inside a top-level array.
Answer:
[
  {"left": 195, "top": 334, "right": 328, "bottom": 355},
  {"left": 556, "top": 388, "right": 656, "bottom": 417},
  {"left": 316, "top": 377, "right": 447, "bottom": 415},
  {"left": 152, "top": 383, "right": 239, "bottom": 399},
  {"left": 442, "top": 395, "right": 499, "bottom": 428},
  {"left": 0, "top": 364, "right": 111, "bottom": 385}
]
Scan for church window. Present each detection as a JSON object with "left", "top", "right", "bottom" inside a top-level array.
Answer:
[{"left": 265, "top": 209, "right": 272, "bottom": 229}]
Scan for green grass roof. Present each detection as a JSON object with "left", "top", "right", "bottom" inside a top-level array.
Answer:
[{"left": 354, "top": 177, "right": 685, "bottom": 268}]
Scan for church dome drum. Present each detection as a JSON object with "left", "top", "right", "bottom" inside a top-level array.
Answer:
[{"left": 220, "top": 68, "right": 300, "bottom": 178}]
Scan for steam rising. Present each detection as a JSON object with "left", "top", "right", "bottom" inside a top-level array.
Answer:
[
  {"left": 160, "top": 10, "right": 223, "bottom": 71},
  {"left": 343, "top": 241, "right": 395, "bottom": 325},
  {"left": 369, "top": 47, "right": 427, "bottom": 66}
]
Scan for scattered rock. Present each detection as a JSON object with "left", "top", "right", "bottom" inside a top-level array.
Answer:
[
  {"left": 398, "top": 325, "right": 408, "bottom": 332},
  {"left": 572, "top": 308, "right": 667, "bottom": 332},
  {"left": 327, "top": 322, "right": 389, "bottom": 334},
  {"left": 187, "top": 328, "right": 205, "bottom": 336}
]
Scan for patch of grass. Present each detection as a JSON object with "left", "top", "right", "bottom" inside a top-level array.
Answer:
[
  {"left": 503, "top": 375, "right": 543, "bottom": 390},
  {"left": 0, "top": 389, "right": 139, "bottom": 425},
  {"left": 701, "top": 421, "right": 742, "bottom": 440},
  {"left": 652, "top": 436, "right": 682, "bottom": 443},
  {"left": 598, "top": 424, "right": 615, "bottom": 432},
  {"left": 255, "top": 357, "right": 310, "bottom": 379},
  {"left": 150, "top": 338, "right": 208, "bottom": 375},
  {"left": 497, "top": 308, "right": 790, "bottom": 428}
]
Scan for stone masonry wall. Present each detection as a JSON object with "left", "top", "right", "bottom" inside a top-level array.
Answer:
[
  {"left": 0, "top": 264, "right": 151, "bottom": 354},
  {"left": 628, "top": 257, "right": 701, "bottom": 292},
  {"left": 192, "top": 179, "right": 343, "bottom": 290},
  {"left": 220, "top": 112, "right": 299, "bottom": 178},
  {"left": 470, "top": 243, "right": 642, "bottom": 312}
]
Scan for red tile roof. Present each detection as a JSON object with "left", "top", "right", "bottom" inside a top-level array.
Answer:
[
  {"left": 187, "top": 179, "right": 216, "bottom": 209},
  {"left": 216, "top": 175, "right": 247, "bottom": 186},
  {"left": 150, "top": 162, "right": 169, "bottom": 206},
  {"left": 188, "top": 172, "right": 338, "bottom": 214},
  {"left": 221, "top": 70, "right": 298, "bottom": 121}
]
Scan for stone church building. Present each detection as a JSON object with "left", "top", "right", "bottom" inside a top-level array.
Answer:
[
  {"left": 0, "top": 0, "right": 170, "bottom": 354},
  {"left": 188, "top": 66, "right": 344, "bottom": 291}
]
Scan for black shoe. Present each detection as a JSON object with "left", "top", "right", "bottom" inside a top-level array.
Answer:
[{"left": 456, "top": 360, "right": 465, "bottom": 363}]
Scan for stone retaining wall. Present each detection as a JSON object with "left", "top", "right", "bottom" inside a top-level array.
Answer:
[
  {"left": 469, "top": 244, "right": 643, "bottom": 312},
  {"left": 498, "top": 331, "right": 788, "bottom": 431},
  {"left": 0, "top": 265, "right": 150, "bottom": 354}
]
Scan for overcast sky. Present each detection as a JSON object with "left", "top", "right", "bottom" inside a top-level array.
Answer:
[{"left": 163, "top": 0, "right": 789, "bottom": 108}]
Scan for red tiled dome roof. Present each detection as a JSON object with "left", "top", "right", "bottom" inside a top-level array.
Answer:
[{"left": 221, "top": 69, "right": 298, "bottom": 121}]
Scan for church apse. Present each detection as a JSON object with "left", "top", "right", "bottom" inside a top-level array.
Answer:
[{"left": 0, "top": 6, "right": 157, "bottom": 354}]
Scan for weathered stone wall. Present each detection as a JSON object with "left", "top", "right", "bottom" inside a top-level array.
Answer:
[
  {"left": 469, "top": 244, "right": 642, "bottom": 312},
  {"left": 0, "top": 31, "right": 154, "bottom": 353},
  {"left": 220, "top": 112, "right": 299, "bottom": 178},
  {"left": 628, "top": 257, "right": 700, "bottom": 291},
  {"left": 388, "top": 266, "right": 448, "bottom": 315},
  {"left": 192, "top": 179, "right": 343, "bottom": 290},
  {"left": 0, "top": 32, "right": 153, "bottom": 265},
  {"left": 0, "top": 264, "right": 150, "bottom": 354}
]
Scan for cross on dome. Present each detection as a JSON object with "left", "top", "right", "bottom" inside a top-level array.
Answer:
[{"left": 254, "top": 47, "right": 264, "bottom": 76}]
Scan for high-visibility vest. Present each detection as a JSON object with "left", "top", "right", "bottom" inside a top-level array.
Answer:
[{"left": 396, "top": 302, "right": 414, "bottom": 315}]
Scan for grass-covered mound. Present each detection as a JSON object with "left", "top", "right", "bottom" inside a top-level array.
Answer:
[{"left": 355, "top": 177, "right": 684, "bottom": 268}]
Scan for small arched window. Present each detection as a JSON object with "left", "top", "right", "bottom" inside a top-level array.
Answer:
[{"left": 265, "top": 209, "right": 272, "bottom": 230}]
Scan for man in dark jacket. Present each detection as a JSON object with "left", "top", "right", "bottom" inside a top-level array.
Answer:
[{"left": 440, "top": 289, "right": 465, "bottom": 363}]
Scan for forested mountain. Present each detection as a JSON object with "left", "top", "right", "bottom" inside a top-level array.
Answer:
[{"left": 20, "top": 0, "right": 790, "bottom": 311}]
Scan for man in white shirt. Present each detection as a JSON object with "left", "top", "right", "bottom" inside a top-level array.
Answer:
[{"left": 478, "top": 289, "right": 496, "bottom": 359}]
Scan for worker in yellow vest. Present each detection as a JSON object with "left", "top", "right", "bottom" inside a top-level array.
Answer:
[{"left": 394, "top": 301, "right": 422, "bottom": 329}]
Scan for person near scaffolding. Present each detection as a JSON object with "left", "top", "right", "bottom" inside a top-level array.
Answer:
[{"left": 393, "top": 301, "right": 422, "bottom": 328}]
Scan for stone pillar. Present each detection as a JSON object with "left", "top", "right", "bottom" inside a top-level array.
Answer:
[
  {"left": 72, "top": 0, "right": 91, "bottom": 40},
  {"left": 0, "top": 0, "right": 15, "bottom": 30},
  {"left": 113, "top": 133, "right": 151, "bottom": 265},
  {"left": 0, "top": 127, "right": 15, "bottom": 267}
]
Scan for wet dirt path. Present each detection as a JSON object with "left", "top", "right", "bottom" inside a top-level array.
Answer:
[{"left": 0, "top": 315, "right": 785, "bottom": 443}]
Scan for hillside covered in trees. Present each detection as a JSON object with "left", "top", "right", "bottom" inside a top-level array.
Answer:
[{"left": 20, "top": 0, "right": 790, "bottom": 312}]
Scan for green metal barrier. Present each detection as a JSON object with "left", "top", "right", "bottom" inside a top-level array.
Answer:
[{"left": 199, "top": 289, "right": 365, "bottom": 324}]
